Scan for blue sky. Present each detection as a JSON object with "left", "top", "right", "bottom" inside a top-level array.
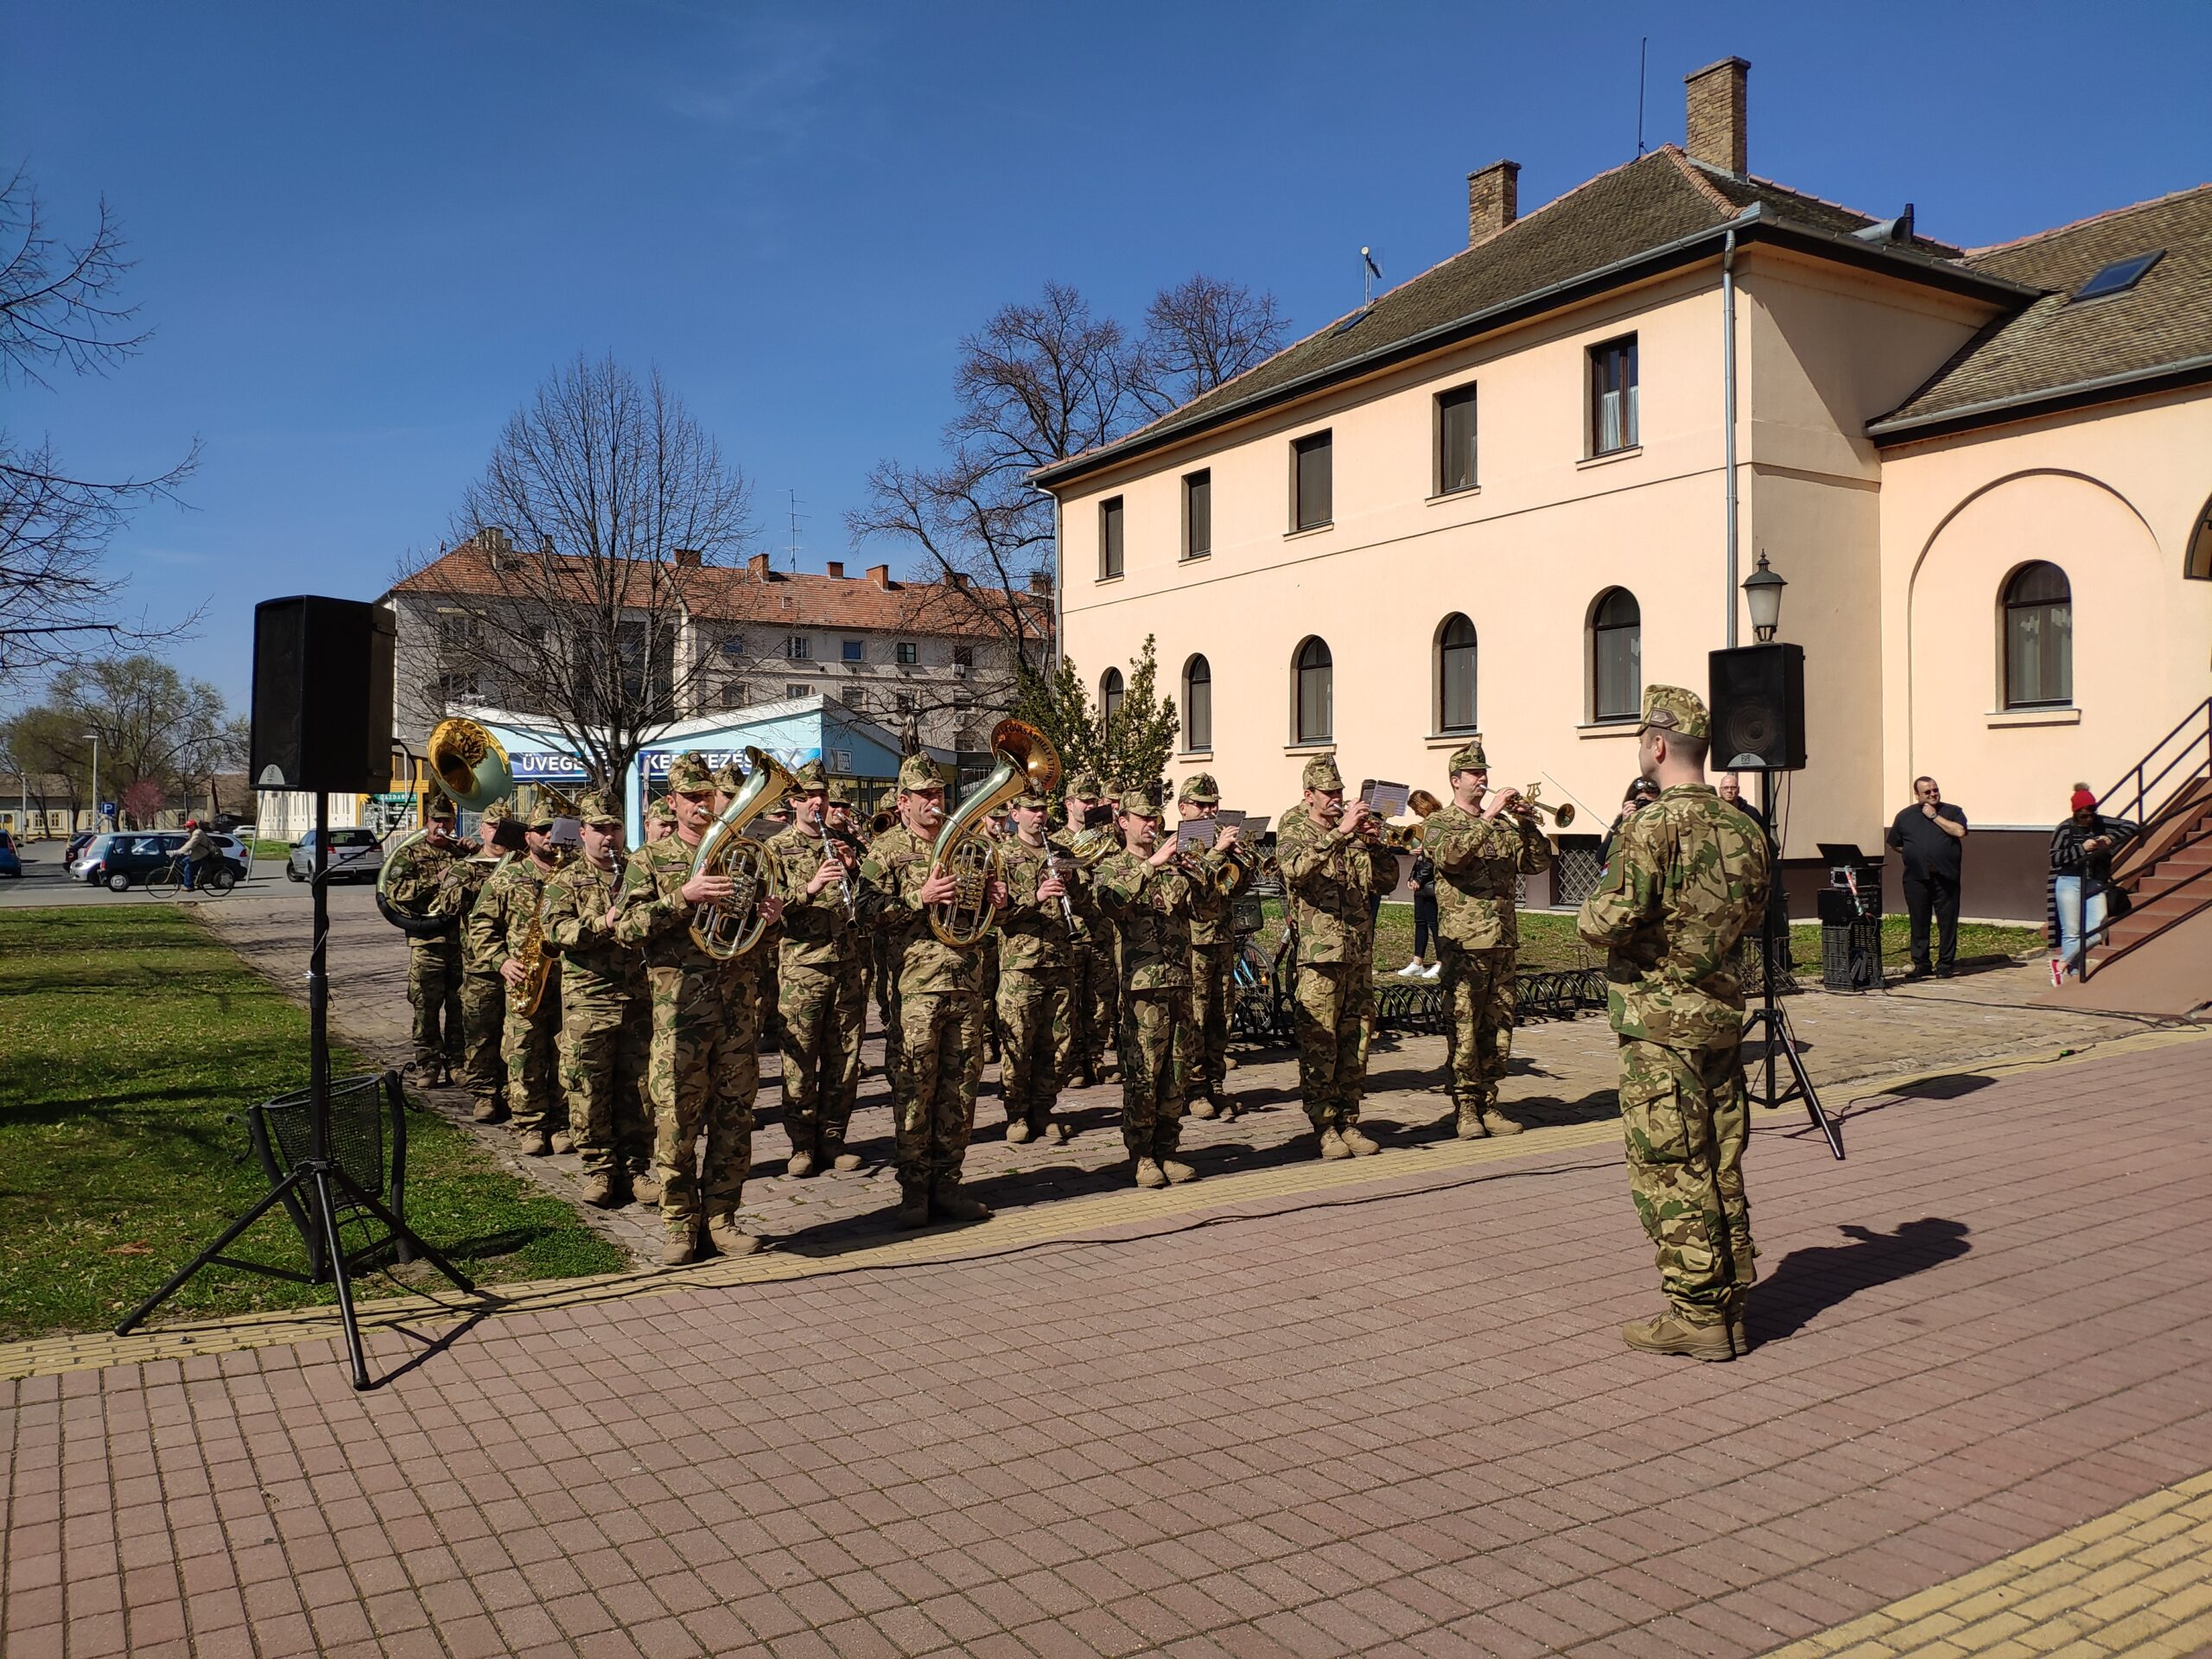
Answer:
[{"left": 10, "top": 1, "right": 2209, "bottom": 709}]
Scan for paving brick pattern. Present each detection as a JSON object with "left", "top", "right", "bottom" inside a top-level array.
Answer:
[{"left": 4, "top": 1039, "right": 2208, "bottom": 1657}]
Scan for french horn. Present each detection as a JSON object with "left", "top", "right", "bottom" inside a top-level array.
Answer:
[{"left": 927, "top": 720, "right": 1062, "bottom": 948}]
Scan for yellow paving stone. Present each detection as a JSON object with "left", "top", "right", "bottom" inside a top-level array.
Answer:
[
  {"left": 2078, "top": 1581, "right": 2164, "bottom": 1624},
  {"left": 1947, "top": 1586, "right": 2031, "bottom": 1622},
  {"left": 2010, "top": 1561, "right": 2090, "bottom": 1595},
  {"left": 2071, "top": 1535, "right": 2152, "bottom": 1573},
  {"left": 2016, "top": 1585, "right": 2101, "bottom": 1622},
  {"left": 1970, "top": 1642, "right": 2044, "bottom": 1659},
  {"left": 2086, "top": 1607, "right": 2184, "bottom": 1654},
  {"left": 1945, "top": 1610, "right": 2037, "bottom": 1649},
  {"left": 2121, "top": 1613, "right": 2212, "bottom": 1658},
  {"left": 1886, "top": 1610, "right": 1969, "bottom": 1644}
]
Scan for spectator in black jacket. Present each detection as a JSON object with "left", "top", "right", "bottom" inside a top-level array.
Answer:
[
  {"left": 2050, "top": 788, "right": 2136, "bottom": 978},
  {"left": 1888, "top": 776, "right": 1968, "bottom": 978}
]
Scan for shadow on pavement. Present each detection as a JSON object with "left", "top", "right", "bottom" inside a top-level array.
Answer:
[{"left": 1752, "top": 1217, "right": 1971, "bottom": 1344}]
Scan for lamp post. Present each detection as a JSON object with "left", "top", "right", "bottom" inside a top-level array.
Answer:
[
  {"left": 84, "top": 733, "right": 100, "bottom": 831},
  {"left": 1743, "top": 550, "right": 1786, "bottom": 643}
]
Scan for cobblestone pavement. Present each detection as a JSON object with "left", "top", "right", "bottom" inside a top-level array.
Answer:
[
  {"left": 194, "top": 891, "right": 2171, "bottom": 1266},
  {"left": 3, "top": 1033, "right": 2208, "bottom": 1656}
]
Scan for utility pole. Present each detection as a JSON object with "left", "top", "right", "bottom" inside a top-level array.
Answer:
[{"left": 85, "top": 732, "right": 100, "bottom": 831}]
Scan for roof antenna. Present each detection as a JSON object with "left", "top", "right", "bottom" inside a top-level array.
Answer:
[
  {"left": 1636, "top": 35, "right": 1648, "bottom": 156},
  {"left": 1361, "top": 245, "right": 1382, "bottom": 308},
  {"left": 785, "top": 489, "right": 808, "bottom": 574}
]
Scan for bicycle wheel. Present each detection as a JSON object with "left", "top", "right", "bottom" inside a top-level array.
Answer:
[
  {"left": 201, "top": 866, "right": 237, "bottom": 895},
  {"left": 146, "top": 859, "right": 183, "bottom": 898}
]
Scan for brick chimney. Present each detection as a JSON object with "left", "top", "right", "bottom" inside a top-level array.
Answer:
[
  {"left": 673, "top": 547, "right": 701, "bottom": 568},
  {"left": 946, "top": 571, "right": 969, "bottom": 591},
  {"left": 1028, "top": 570, "right": 1053, "bottom": 594},
  {"left": 1684, "top": 57, "right": 1749, "bottom": 176},
  {"left": 747, "top": 552, "right": 771, "bottom": 579},
  {"left": 867, "top": 563, "right": 892, "bottom": 590},
  {"left": 1466, "top": 160, "right": 1520, "bottom": 245},
  {"left": 825, "top": 560, "right": 844, "bottom": 579}
]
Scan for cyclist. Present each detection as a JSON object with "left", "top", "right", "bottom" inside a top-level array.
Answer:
[{"left": 178, "top": 820, "right": 216, "bottom": 892}]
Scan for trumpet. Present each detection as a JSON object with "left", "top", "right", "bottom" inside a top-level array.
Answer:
[
  {"left": 817, "top": 817, "right": 858, "bottom": 924},
  {"left": 1503, "top": 784, "right": 1576, "bottom": 828}
]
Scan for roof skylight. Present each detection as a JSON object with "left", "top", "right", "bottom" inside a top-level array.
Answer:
[{"left": 2070, "top": 250, "right": 2163, "bottom": 302}]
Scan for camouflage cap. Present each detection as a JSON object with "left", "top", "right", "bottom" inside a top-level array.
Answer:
[
  {"left": 645, "top": 797, "right": 676, "bottom": 823},
  {"left": 1065, "top": 769, "right": 1103, "bottom": 799},
  {"left": 1010, "top": 789, "right": 1051, "bottom": 810},
  {"left": 1639, "top": 683, "right": 1710, "bottom": 741},
  {"left": 574, "top": 789, "right": 621, "bottom": 828},
  {"left": 479, "top": 799, "right": 513, "bottom": 825},
  {"left": 665, "top": 751, "right": 716, "bottom": 793},
  {"left": 897, "top": 753, "right": 945, "bottom": 792},
  {"left": 1178, "top": 772, "right": 1221, "bottom": 804},
  {"left": 1117, "top": 785, "right": 1163, "bottom": 819},
  {"left": 712, "top": 760, "right": 747, "bottom": 794},
  {"left": 789, "top": 759, "right": 829, "bottom": 791},
  {"left": 1301, "top": 754, "right": 1345, "bottom": 792},
  {"left": 1446, "top": 738, "right": 1488, "bottom": 775},
  {"left": 423, "top": 795, "right": 457, "bottom": 821}
]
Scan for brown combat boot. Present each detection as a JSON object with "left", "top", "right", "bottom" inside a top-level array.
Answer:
[
  {"left": 831, "top": 1150, "right": 865, "bottom": 1173},
  {"left": 1317, "top": 1128, "right": 1352, "bottom": 1160},
  {"left": 1455, "top": 1103, "right": 1485, "bottom": 1140},
  {"left": 1339, "top": 1123, "right": 1380, "bottom": 1156},
  {"left": 550, "top": 1131, "right": 575, "bottom": 1155},
  {"left": 518, "top": 1129, "right": 552, "bottom": 1156},
  {"left": 1133, "top": 1158, "right": 1167, "bottom": 1189},
  {"left": 578, "top": 1171, "right": 620, "bottom": 1209},
  {"left": 472, "top": 1097, "right": 506, "bottom": 1124},
  {"left": 931, "top": 1177, "right": 991, "bottom": 1223},
  {"left": 1187, "top": 1096, "right": 1217, "bottom": 1121},
  {"left": 1622, "top": 1311, "right": 1734, "bottom": 1363},
  {"left": 1005, "top": 1119, "right": 1034, "bottom": 1144},
  {"left": 630, "top": 1168, "right": 662, "bottom": 1207},
  {"left": 1160, "top": 1159, "right": 1198, "bottom": 1185},
  {"left": 893, "top": 1179, "right": 931, "bottom": 1229},
  {"left": 1223, "top": 1054, "right": 1239, "bottom": 1071},
  {"left": 1479, "top": 1106, "right": 1525, "bottom": 1136},
  {"left": 659, "top": 1217, "right": 702, "bottom": 1267},
  {"left": 1047, "top": 1120, "right": 1072, "bottom": 1144},
  {"left": 786, "top": 1149, "right": 817, "bottom": 1179},
  {"left": 705, "top": 1214, "right": 762, "bottom": 1256}
]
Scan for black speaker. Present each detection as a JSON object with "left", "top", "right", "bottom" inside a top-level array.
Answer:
[
  {"left": 1708, "top": 644, "right": 1806, "bottom": 772},
  {"left": 250, "top": 596, "right": 396, "bottom": 794}
]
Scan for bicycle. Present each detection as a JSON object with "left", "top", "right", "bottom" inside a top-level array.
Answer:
[{"left": 146, "top": 856, "right": 238, "bottom": 898}]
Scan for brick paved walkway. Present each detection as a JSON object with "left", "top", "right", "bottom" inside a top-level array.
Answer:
[{"left": 5, "top": 1033, "right": 2208, "bottom": 1657}]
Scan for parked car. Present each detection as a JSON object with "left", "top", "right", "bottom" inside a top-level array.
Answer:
[
  {"left": 0, "top": 830, "right": 20, "bottom": 878},
  {"left": 64, "top": 830, "right": 99, "bottom": 865},
  {"left": 68, "top": 833, "right": 124, "bottom": 884},
  {"left": 210, "top": 832, "right": 254, "bottom": 871},
  {"left": 73, "top": 831, "right": 249, "bottom": 893},
  {"left": 286, "top": 827, "right": 385, "bottom": 883}
]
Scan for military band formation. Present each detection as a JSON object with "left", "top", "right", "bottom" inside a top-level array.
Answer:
[{"left": 383, "top": 681, "right": 1770, "bottom": 1361}]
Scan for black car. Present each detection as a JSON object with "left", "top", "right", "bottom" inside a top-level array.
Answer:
[{"left": 74, "top": 831, "right": 248, "bottom": 893}]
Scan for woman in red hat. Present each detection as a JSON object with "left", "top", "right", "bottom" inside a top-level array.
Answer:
[{"left": 2049, "top": 787, "right": 2137, "bottom": 979}]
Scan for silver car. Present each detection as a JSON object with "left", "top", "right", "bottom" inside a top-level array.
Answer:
[{"left": 285, "top": 826, "right": 385, "bottom": 883}]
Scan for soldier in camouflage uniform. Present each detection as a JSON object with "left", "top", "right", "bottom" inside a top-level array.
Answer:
[
  {"left": 1176, "top": 773, "right": 1246, "bottom": 1121},
  {"left": 1423, "top": 738, "right": 1554, "bottom": 1139},
  {"left": 1051, "top": 770, "right": 1116, "bottom": 1085},
  {"left": 1578, "top": 685, "right": 1770, "bottom": 1363},
  {"left": 541, "top": 790, "right": 654, "bottom": 1208},
  {"left": 760, "top": 760, "right": 868, "bottom": 1177},
  {"left": 994, "top": 789, "right": 1073, "bottom": 1144},
  {"left": 643, "top": 796, "right": 676, "bottom": 844},
  {"left": 717, "top": 760, "right": 785, "bottom": 1054},
  {"left": 440, "top": 802, "right": 517, "bottom": 1122},
  {"left": 860, "top": 753, "right": 1004, "bottom": 1229},
  {"left": 381, "top": 795, "right": 467, "bottom": 1084},
  {"left": 612, "top": 751, "right": 785, "bottom": 1265},
  {"left": 1090, "top": 786, "right": 1203, "bottom": 1187},
  {"left": 465, "top": 802, "right": 568, "bottom": 1153},
  {"left": 1276, "top": 755, "right": 1401, "bottom": 1160}
]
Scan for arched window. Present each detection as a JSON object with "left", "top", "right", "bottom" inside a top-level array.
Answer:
[
  {"left": 1099, "top": 666, "right": 1125, "bottom": 728},
  {"left": 2186, "top": 494, "right": 2212, "bottom": 582},
  {"left": 1435, "top": 614, "right": 1478, "bottom": 733},
  {"left": 2003, "top": 562, "right": 2072, "bottom": 708},
  {"left": 1590, "top": 588, "right": 1641, "bottom": 722},
  {"left": 1183, "top": 655, "right": 1212, "bottom": 753},
  {"left": 1294, "top": 637, "right": 1333, "bottom": 743}
]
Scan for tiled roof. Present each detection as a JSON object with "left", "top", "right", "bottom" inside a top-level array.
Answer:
[
  {"left": 1036, "top": 146, "right": 2000, "bottom": 488},
  {"left": 390, "top": 545, "right": 1053, "bottom": 639},
  {"left": 1873, "top": 183, "right": 2212, "bottom": 437}
]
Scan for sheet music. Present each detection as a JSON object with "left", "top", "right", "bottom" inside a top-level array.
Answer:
[{"left": 1362, "top": 780, "right": 1410, "bottom": 819}]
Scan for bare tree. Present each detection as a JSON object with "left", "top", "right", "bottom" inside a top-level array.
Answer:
[
  {"left": 395, "top": 353, "right": 754, "bottom": 791},
  {"left": 0, "top": 165, "right": 200, "bottom": 686},
  {"left": 1130, "top": 274, "right": 1291, "bottom": 417},
  {"left": 12, "top": 655, "right": 229, "bottom": 819}
]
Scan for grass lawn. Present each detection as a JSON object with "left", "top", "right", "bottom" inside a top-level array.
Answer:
[{"left": 0, "top": 906, "right": 624, "bottom": 1343}]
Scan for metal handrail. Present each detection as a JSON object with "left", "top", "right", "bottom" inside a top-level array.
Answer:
[{"left": 2097, "top": 696, "right": 2212, "bottom": 829}]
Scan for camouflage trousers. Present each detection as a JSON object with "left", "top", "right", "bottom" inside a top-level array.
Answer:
[
  {"left": 558, "top": 990, "right": 652, "bottom": 1176},
  {"left": 1188, "top": 941, "right": 1236, "bottom": 1100},
  {"left": 458, "top": 971, "right": 507, "bottom": 1109},
  {"left": 648, "top": 964, "right": 760, "bottom": 1226},
  {"left": 779, "top": 959, "right": 864, "bottom": 1158},
  {"left": 407, "top": 937, "right": 463, "bottom": 1070},
  {"left": 1062, "top": 938, "right": 1118, "bottom": 1074},
  {"left": 1617, "top": 1036, "right": 1754, "bottom": 1320},
  {"left": 1440, "top": 943, "right": 1516, "bottom": 1108},
  {"left": 996, "top": 965, "right": 1070, "bottom": 1128},
  {"left": 501, "top": 971, "right": 563, "bottom": 1135},
  {"left": 893, "top": 987, "right": 983, "bottom": 1187},
  {"left": 1291, "top": 962, "right": 1373, "bottom": 1130},
  {"left": 979, "top": 939, "right": 1001, "bottom": 1059},
  {"left": 1118, "top": 987, "right": 1192, "bottom": 1161},
  {"left": 758, "top": 954, "right": 783, "bottom": 1050}
]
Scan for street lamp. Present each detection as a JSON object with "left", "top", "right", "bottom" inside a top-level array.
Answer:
[
  {"left": 1742, "top": 550, "right": 1786, "bottom": 643},
  {"left": 84, "top": 733, "right": 100, "bottom": 830}
]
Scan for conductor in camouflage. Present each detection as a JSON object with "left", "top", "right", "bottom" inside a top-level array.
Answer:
[{"left": 1578, "top": 684, "right": 1770, "bottom": 1363}]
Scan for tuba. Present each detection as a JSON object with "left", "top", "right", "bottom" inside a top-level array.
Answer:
[
  {"left": 377, "top": 716, "right": 516, "bottom": 937},
  {"left": 688, "top": 747, "right": 794, "bottom": 960},
  {"left": 928, "top": 720, "right": 1061, "bottom": 948}
]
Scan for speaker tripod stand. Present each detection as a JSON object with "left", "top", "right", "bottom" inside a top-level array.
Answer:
[
  {"left": 1742, "top": 770, "right": 1844, "bottom": 1160},
  {"left": 116, "top": 790, "right": 485, "bottom": 1389}
]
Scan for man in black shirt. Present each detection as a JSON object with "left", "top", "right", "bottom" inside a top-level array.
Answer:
[{"left": 1887, "top": 776, "right": 1969, "bottom": 978}]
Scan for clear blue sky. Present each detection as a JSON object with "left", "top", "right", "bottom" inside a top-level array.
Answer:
[{"left": 10, "top": 1, "right": 2209, "bottom": 709}]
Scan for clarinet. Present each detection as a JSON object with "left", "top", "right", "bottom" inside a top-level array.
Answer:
[{"left": 820, "top": 820, "right": 858, "bottom": 922}]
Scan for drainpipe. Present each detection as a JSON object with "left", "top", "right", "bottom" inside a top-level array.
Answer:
[
  {"left": 1049, "top": 490, "right": 1064, "bottom": 674},
  {"left": 1722, "top": 226, "right": 1740, "bottom": 648}
]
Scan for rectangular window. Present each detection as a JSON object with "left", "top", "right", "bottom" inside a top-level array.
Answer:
[
  {"left": 1099, "top": 496, "right": 1125, "bottom": 578},
  {"left": 1436, "top": 385, "right": 1478, "bottom": 494},
  {"left": 1293, "top": 431, "right": 1332, "bottom": 531},
  {"left": 1590, "top": 336, "right": 1638, "bottom": 455},
  {"left": 841, "top": 687, "right": 868, "bottom": 712},
  {"left": 785, "top": 683, "right": 812, "bottom": 702},
  {"left": 1183, "top": 469, "right": 1212, "bottom": 559},
  {"left": 785, "top": 634, "right": 810, "bottom": 660},
  {"left": 895, "top": 640, "right": 918, "bottom": 666},
  {"left": 893, "top": 692, "right": 917, "bottom": 715},
  {"left": 840, "top": 638, "right": 864, "bottom": 662},
  {"left": 720, "top": 680, "right": 749, "bottom": 710},
  {"left": 951, "top": 645, "right": 974, "bottom": 669}
]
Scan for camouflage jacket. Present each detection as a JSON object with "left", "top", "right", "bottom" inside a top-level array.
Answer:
[
  {"left": 1090, "top": 849, "right": 1195, "bottom": 991},
  {"left": 611, "top": 832, "right": 770, "bottom": 980},
  {"left": 995, "top": 834, "right": 1071, "bottom": 975},
  {"left": 381, "top": 835, "right": 460, "bottom": 934},
  {"left": 540, "top": 855, "right": 643, "bottom": 1002},
  {"left": 1274, "top": 804, "right": 1398, "bottom": 968},
  {"left": 437, "top": 855, "right": 505, "bottom": 972},
  {"left": 464, "top": 855, "right": 556, "bottom": 978},
  {"left": 1181, "top": 827, "right": 1243, "bottom": 948},
  {"left": 859, "top": 822, "right": 980, "bottom": 998},
  {"left": 1425, "top": 803, "right": 1553, "bottom": 950},
  {"left": 1047, "top": 824, "right": 1108, "bottom": 944},
  {"left": 760, "top": 821, "right": 861, "bottom": 971},
  {"left": 1575, "top": 783, "right": 1770, "bottom": 1047}
]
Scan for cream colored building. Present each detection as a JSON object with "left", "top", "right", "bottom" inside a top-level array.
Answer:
[{"left": 1037, "top": 57, "right": 2212, "bottom": 920}]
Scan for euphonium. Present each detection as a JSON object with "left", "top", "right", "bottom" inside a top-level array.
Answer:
[
  {"left": 688, "top": 747, "right": 795, "bottom": 960},
  {"left": 377, "top": 715, "right": 517, "bottom": 938},
  {"left": 928, "top": 719, "right": 1062, "bottom": 948}
]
